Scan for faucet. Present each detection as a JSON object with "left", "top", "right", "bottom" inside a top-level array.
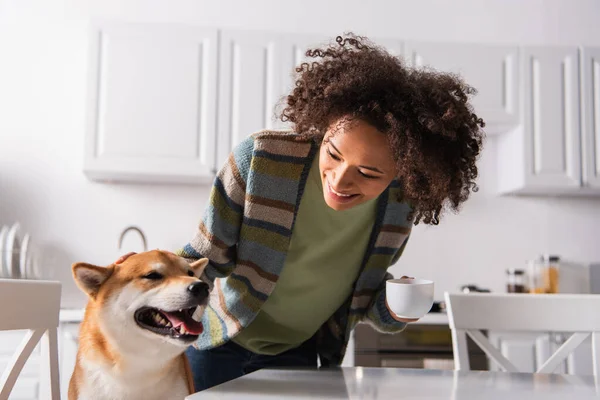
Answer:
[{"left": 118, "top": 226, "right": 148, "bottom": 252}]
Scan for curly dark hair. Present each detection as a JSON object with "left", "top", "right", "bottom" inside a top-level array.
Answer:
[{"left": 280, "top": 34, "right": 485, "bottom": 225}]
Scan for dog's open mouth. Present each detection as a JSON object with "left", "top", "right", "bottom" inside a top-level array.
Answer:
[{"left": 134, "top": 306, "right": 203, "bottom": 340}]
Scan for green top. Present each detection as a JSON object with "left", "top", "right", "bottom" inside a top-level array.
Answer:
[{"left": 232, "top": 152, "right": 378, "bottom": 355}]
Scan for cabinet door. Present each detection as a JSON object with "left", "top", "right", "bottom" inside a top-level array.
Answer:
[
  {"left": 278, "top": 33, "right": 330, "bottom": 129},
  {"left": 521, "top": 46, "right": 582, "bottom": 191},
  {"left": 59, "top": 323, "right": 80, "bottom": 398},
  {"left": 216, "top": 30, "right": 286, "bottom": 169},
  {"left": 277, "top": 35, "right": 402, "bottom": 122},
  {"left": 488, "top": 332, "right": 575, "bottom": 374},
  {"left": 404, "top": 42, "right": 519, "bottom": 132},
  {"left": 84, "top": 21, "right": 218, "bottom": 184},
  {"left": 567, "top": 334, "right": 594, "bottom": 375},
  {"left": 488, "top": 332, "right": 537, "bottom": 372},
  {"left": 216, "top": 32, "right": 406, "bottom": 170},
  {"left": 581, "top": 47, "right": 600, "bottom": 189},
  {"left": 217, "top": 31, "right": 334, "bottom": 169}
]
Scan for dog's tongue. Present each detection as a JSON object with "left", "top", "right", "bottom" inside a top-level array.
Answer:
[{"left": 162, "top": 311, "right": 203, "bottom": 335}]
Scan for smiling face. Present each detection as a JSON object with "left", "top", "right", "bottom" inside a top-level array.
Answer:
[
  {"left": 73, "top": 250, "right": 210, "bottom": 350},
  {"left": 319, "top": 119, "right": 397, "bottom": 211}
]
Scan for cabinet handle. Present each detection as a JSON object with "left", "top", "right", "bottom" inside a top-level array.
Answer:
[{"left": 551, "top": 333, "right": 566, "bottom": 345}]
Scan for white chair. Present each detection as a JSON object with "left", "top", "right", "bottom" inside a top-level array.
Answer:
[
  {"left": 444, "top": 292, "right": 600, "bottom": 376},
  {"left": 0, "top": 279, "right": 61, "bottom": 400}
]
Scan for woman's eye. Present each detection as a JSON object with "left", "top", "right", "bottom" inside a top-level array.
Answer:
[
  {"left": 359, "top": 171, "right": 378, "bottom": 179},
  {"left": 327, "top": 149, "right": 341, "bottom": 161},
  {"left": 142, "top": 272, "right": 163, "bottom": 280}
]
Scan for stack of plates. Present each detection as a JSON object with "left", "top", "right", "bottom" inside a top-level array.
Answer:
[{"left": 0, "top": 222, "right": 38, "bottom": 279}]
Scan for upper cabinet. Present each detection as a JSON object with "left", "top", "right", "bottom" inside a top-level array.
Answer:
[
  {"left": 215, "top": 31, "right": 329, "bottom": 169},
  {"left": 81, "top": 21, "right": 600, "bottom": 196},
  {"left": 84, "top": 21, "right": 218, "bottom": 184},
  {"left": 216, "top": 30, "right": 284, "bottom": 170},
  {"left": 403, "top": 42, "right": 520, "bottom": 133},
  {"left": 498, "top": 46, "right": 582, "bottom": 194},
  {"left": 215, "top": 32, "right": 402, "bottom": 169},
  {"left": 497, "top": 46, "right": 600, "bottom": 196},
  {"left": 581, "top": 47, "right": 600, "bottom": 190},
  {"left": 522, "top": 46, "right": 581, "bottom": 191}
]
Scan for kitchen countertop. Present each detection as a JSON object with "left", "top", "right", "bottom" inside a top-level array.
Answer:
[
  {"left": 412, "top": 311, "right": 448, "bottom": 325},
  {"left": 59, "top": 308, "right": 85, "bottom": 322},
  {"left": 57, "top": 308, "right": 449, "bottom": 325},
  {"left": 186, "top": 367, "right": 599, "bottom": 399}
]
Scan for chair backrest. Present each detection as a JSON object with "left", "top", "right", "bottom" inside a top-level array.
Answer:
[
  {"left": 0, "top": 279, "right": 61, "bottom": 399},
  {"left": 444, "top": 292, "right": 600, "bottom": 376}
]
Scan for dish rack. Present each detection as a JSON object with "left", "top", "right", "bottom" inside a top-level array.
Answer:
[{"left": 0, "top": 222, "right": 39, "bottom": 279}]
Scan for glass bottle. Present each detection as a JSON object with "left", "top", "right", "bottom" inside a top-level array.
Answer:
[
  {"left": 528, "top": 255, "right": 560, "bottom": 294},
  {"left": 542, "top": 254, "right": 560, "bottom": 294},
  {"left": 506, "top": 268, "right": 527, "bottom": 293}
]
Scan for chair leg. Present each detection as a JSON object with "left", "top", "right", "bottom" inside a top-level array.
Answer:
[
  {"left": 0, "top": 329, "right": 44, "bottom": 400},
  {"left": 40, "top": 328, "right": 61, "bottom": 400},
  {"left": 592, "top": 332, "right": 600, "bottom": 379},
  {"left": 451, "top": 329, "right": 470, "bottom": 371}
]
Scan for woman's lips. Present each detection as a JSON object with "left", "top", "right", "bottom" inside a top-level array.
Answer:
[{"left": 326, "top": 180, "right": 359, "bottom": 204}]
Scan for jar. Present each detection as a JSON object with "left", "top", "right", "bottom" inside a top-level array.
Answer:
[
  {"left": 542, "top": 255, "right": 560, "bottom": 293},
  {"left": 506, "top": 268, "right": 527, "bottom": 293},
  {"left": 528, "top": 255, "right": 560, "bottom": 294}
]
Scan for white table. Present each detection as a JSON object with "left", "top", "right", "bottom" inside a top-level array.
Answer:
[{"left": 186, "top": 367, "right": 600, "bottom": 399}]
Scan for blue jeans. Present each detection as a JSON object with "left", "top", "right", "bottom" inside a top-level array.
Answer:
[{"left": 185, "top": 338, "right": 318, "bottom": 392}]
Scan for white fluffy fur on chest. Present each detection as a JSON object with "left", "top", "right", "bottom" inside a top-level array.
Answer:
[{"left": 77, "top": 357, "right": 189, "bottom": 400}]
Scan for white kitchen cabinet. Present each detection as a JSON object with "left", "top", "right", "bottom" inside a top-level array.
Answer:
[
  {"left": 57, "top": 323, "right": 79, "bottom": 399},
  {"left": 216, "top": 30, "right": 284, "bottom": 169},
  {"left": 403, "top": 42, "right": 520, "bottom": 133},
  {"left": 277, "top": 33, "right": 333, "bottom": 115},
  {"left": 216, "top": 31, "right": 332, "bottom": 169},
  {"left": 488, "top": 332, "right": 539, "bottom": 373},
  {"left": 215, "top": 30, "right": 405, "bottom": 169},
  {"left": 81, "top": 21, "right": 597, "bottom": 195},
  {"left": 581, "top": 47, "right": 600, "bottom": 190},
  {"left": 488, "top": 332, "right": 593, "bottom": 375},
  {"left": 83, "top": 21, "right": 219, "bottom": 184},
  {"left": 496, "top": 46, "right": 590, "bottom": 195}
]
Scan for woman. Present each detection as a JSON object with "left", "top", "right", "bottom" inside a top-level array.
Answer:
[{"left": 119, "top": 34, "right": 484, "bottom": 391}]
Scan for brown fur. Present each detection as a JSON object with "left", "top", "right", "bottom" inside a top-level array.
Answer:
[{"left": 69, "top": 250, "right": 207, "bottom": 399}]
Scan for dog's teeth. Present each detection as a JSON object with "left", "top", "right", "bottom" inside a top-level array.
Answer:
[
  {"left": 180, "top": 326, "right": 187, "bottom": 335},
  {"left": 166, "top": 321, "right": 172, "bottom": 327},
  {"left": 178, "top": 309, "right": 182, "bottom": 312},
  {"left": 152, "top": 312, "right": 169, "bottom": 327}
]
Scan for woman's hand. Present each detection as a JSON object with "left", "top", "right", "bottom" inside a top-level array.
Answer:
[
  {"left": 114, "top": 250, "right": 176, "bottom": 264},
  {"left": 385, "top": 300, "right": 420, "bottom": 323},
  {"left": 385, "top": 275, "right": 420, "bottom": 323},
  {"left": 115, "top": 252, "right": 137, "bottom": 264}
]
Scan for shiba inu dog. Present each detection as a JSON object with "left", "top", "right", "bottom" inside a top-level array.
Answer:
[{"left": 68, "top": 250, "right": 209, "bottom": 400}]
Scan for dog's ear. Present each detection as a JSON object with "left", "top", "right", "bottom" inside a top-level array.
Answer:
[
  {"left": 72, "top": 263, "right": 113, "bottom": 299},
  {"left": 190, "top": 258, "right": 209, "bottom": 276}
]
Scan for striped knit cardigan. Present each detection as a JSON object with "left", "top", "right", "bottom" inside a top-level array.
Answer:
[{"left": 177, "top": 130, "right": 413, "bottom": 366}]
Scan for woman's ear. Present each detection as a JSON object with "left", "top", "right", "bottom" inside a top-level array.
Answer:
[{"left": 72, "top": 263, "right": 113, "bottom": 299}]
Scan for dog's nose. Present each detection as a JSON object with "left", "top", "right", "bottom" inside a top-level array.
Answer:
[{"left": 188, "top": 281, "right": 209, "bottom": 300}]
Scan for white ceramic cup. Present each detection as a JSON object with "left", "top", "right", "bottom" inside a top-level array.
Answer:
[{"left": 386, "top": 278, "right": 434, "bottom": 319}]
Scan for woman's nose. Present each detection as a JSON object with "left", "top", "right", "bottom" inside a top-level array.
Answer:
[{"left": 331, "top": 166, "right": 352, "bottom": 188}]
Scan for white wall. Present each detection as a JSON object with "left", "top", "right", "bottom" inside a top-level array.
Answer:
[{"left": 1, "top": 0, "right": 600, "bottom": 307}]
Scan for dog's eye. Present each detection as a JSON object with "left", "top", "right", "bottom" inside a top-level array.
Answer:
[
  {"left": 187, "top": 270, "right": 195, "bottom": 277},
  {"left": 142, "top": 272, "right": 163, "bottom": 280}
]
